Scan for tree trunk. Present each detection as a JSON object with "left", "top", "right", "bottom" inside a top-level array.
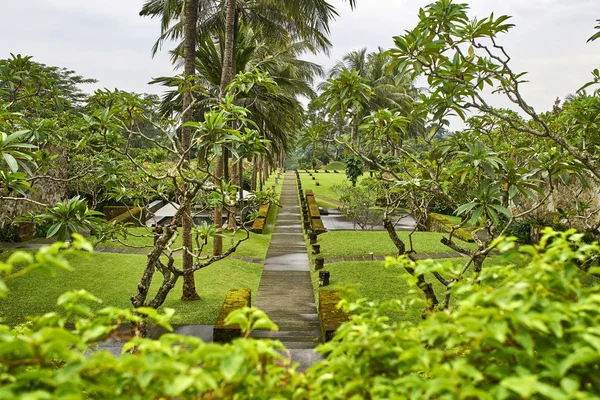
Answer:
[
  {"left": 181, "top": 0, "right": 200, "bottom": 301},
  {"left": 251, "top": 155, "right": 258, "bottom": 191},
  {"left": 238, "top": 157, "right": 245, "bottom": 223},
  {"left": 228, "top": 154, "right": 238, "bottom": 230},
  {"left": 383, "top": 217, "right": 438, "bottom": 310},
  {"left": 352, "top": 112, "right": 360, "bottom": 147},
  {"left": 214, "top": 0, "right": 237, "bottom": 256}
]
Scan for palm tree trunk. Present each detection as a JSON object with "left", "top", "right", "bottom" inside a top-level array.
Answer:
[
  {"left": 213, "top": 0, "right": 237, "bottom": 256},
  {"left": 181, "top": 0, "right": 200, "bottom": 301},
  {"left": 238, "top": 156, "right": 245, "bottom": 223},
  {"left": 228, "top": 154, "right": 238, "bottom": 230},
  {"left": 251, "top": 155, "right": 258, "bottom": 191}
]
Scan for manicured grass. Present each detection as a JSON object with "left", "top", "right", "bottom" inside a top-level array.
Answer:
[
  {"left": 95, "top": 170, "right": 283, "bottom": 258},
  {"left": 322, "top": 161, "right": 346, "bottom": 171},
  {"left": 0, "top": 251, "right": 262, "bottom": 327},
  {"left": 315, "top": 230, "right": 477, "bottom": 259},
  {"left": 299, "top": 171, "right": 349, "bottom": 204},
  {"left": 311, "top": 255, "right": 529, "bottom": 323},
  {"left": 97, "top": 228, "right": 272, "bottom": 258}
]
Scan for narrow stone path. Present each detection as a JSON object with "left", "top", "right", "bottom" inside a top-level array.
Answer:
[{"left": 251, "top": 172, "right": 322, "bottom": 355}]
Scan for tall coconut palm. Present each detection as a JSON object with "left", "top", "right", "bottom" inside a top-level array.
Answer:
[
  {"left": 320, "top": 47, "right": 421, "bottom": 149},
  {"left": 180, "top": 0, "right": 200, "bottom": 300},
  {"left": 141, "top": 0, "right": 355, "bottom": 254}
]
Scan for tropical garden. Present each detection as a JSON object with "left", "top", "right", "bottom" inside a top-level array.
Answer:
[{"left": 1, "top": 0, "right": 600, "bottom": 398}]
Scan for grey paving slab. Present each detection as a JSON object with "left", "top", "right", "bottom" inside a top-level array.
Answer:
[
  {"left": 254, "top": 172, "right": 322, "bottom": 351},
  {"left": 321, "top": 208, "right": 417, "bottom": 231}
]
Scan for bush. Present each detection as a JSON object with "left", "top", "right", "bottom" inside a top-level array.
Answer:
[{"left": 332, "top": 179, "right": 384, "bottom": 230}]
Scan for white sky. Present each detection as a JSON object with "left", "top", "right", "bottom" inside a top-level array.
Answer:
[{"left": 1, "top": 0, "right": 599, "bottom": 117}]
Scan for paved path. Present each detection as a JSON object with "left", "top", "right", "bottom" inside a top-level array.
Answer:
[{"left": 251, "top": 172, "right": 322, "bottom": 367}]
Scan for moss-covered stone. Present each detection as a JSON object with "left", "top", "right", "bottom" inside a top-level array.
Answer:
[
  {"left": 109, "top": 207, "right": 144, "bottom": 226},
  {"left": 213, "top": 288, "right": 251, "bottom": 343},
  {"left": 250, "top": 202, "right": 271, "bottom": 233},
  {"left": 319, "top": 290, "right": 349, "bottom": 342},
  {"left": 426, "top": 213, "right": 473, "bottom": 242},
  {"left": 257, "top": 202, "right": 270, "bottom": 218}
]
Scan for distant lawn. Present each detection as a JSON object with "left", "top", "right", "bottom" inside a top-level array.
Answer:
[
  {"left": 298, "top": 170, "right": 369, "bottom": 206},
  {"left": 312, "top": 254, "right": 530, "bottom": 323},
  {"left": 95, "top": 172, "right": 283, "bottom": 258},
  {"left": 97, "top": 227, "right": 272, "bottom": 259},
  {"left": 322, "top": 161, "right": 346, "bottom": 171},
  {"left": 315, "top": 230, "right": 477, "bottom": 259},
  {"left": 0, "top": 251, "right": 262, "bottom": 327}
]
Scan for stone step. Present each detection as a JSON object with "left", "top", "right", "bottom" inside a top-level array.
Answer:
[
  {"left": 280, "top": 342, "right": 320, "bottom": 349},
  {"left": 250, "top": 330, "right": 321, "bottom": 339}
]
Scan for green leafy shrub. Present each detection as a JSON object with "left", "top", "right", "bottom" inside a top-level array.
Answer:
[
  {"left": 37, "top": 196, "right": 105, "bottom": 241},
  {"left": 2, "top": 230, "right": 600, "bottom": 398},
  {"left": 344, "top": 156, "right": 364, "bottom": 186},
  {"left": 310, "top": 229, "right": 600, "bottom": 398}
]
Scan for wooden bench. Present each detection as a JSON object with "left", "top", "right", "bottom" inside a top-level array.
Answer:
[
  {"left": 213, "top": 289, "right": 251, "bottom": 342},
  {"left": 319, "top": 290, "right": 350, "bottom": 342}
]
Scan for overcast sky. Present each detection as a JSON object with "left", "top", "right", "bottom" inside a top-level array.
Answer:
[{"left": 2, "top": 0, "right": 599, "bottom": 116}]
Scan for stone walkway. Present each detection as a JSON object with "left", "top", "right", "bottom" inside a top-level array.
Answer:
[{"left": 251, "top": 172, "right": 322, "bottom": 368}]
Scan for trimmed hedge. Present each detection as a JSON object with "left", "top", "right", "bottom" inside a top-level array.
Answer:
[
  {"left": 319, "top": 290, "right": 350, "bottom": 342},
  {"left": 213, "top": 288, "right": 251, "bottom": 343},
  {"left": 426, "top": 213, "right": 474, "bottom": 242}
]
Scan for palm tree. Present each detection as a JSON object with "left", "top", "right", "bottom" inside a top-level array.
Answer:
[
  {"left": 181, "top": 0, "right": 200, "bottom": 300},
  {"left": 321, "top": 48, "right": 421, "bottom": 149},
  {"left": 320, "top": 68, "right": 373, "bottom": 147},
  {"left": 141, "top": 0, "right": 356, "bottom": 254}
]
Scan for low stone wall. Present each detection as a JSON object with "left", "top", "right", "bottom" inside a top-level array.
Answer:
[
  {"left": 319, "top": 290, "right": 350, "bottom": 342},
  {"left": 213, "top": 289, "right": 251, "bottom": 343},
  {"left": 305, "top": 190, "right": 326, "bottom": 235},
  {"left": 426, "top": 213, "right": 473, "bottom": 242},
  {"left": 108, "top": 207, "right": 144, "bottom": 226},
  {"left": 250, "top": 202, "right": 271, "bottom": 233}
]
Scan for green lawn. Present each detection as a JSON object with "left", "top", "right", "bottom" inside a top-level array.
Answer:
[
  {"left": 1, "top": 171, "right": 284, "bottom": 327},
  {"left": 0, "top": 251, "right": 262, "bottom": 327},
  {"left": 315, "top": 230, "right": 477, "bottom": 259},
  {"left": 298, "top": 171, "right": 357, "bottom": 205},
  {"left": 312, "top": 251, "right": 600, "bottom": 323},
  {"left": 97, "top": 227, "right": 272, "bottom": 258},
  {"left": 321, "top": 161, "right": 346, "bottom": 171},
  {"left": 311, "top": 255, "right": 528, "bottom": 323},
  {"left": 95, "top": 170, "right": 283, "bottom": 258}
]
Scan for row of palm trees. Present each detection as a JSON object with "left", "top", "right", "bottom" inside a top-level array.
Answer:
[
  {"left": 140, "top": 0, "right": 356, "bottom": 299},
  {"left": 300, "top": 47, "right": 422, "bottom": 162}
]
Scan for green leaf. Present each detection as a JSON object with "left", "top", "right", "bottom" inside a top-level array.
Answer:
[
  {"left": 220, "top": 353, "right": 245, "bottom": 381},
  {"left": 165, "top": 375, "right": 195, "bottom": 396},
  {"left": 500, "top": 375, "right": 538, "bottom": 397},
  {"left": 2, "top": 153, "right": 18, "bottom": 173}
]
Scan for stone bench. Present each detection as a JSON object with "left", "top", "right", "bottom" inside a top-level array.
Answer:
[
  {"left": 319, "top": 290, "right": 350, "bottom": 342},
  {"left": 108, "top": 206, "right": 144, "bottom": 226},
  {"left": 213, "top": 288, "right": 251, "bottom": 342},
  {"left": 311, "top": 218, "right": 327, "bottom": 235},
  {"left": 250, "top": 202, "right": 271, "bottom": 233}
]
